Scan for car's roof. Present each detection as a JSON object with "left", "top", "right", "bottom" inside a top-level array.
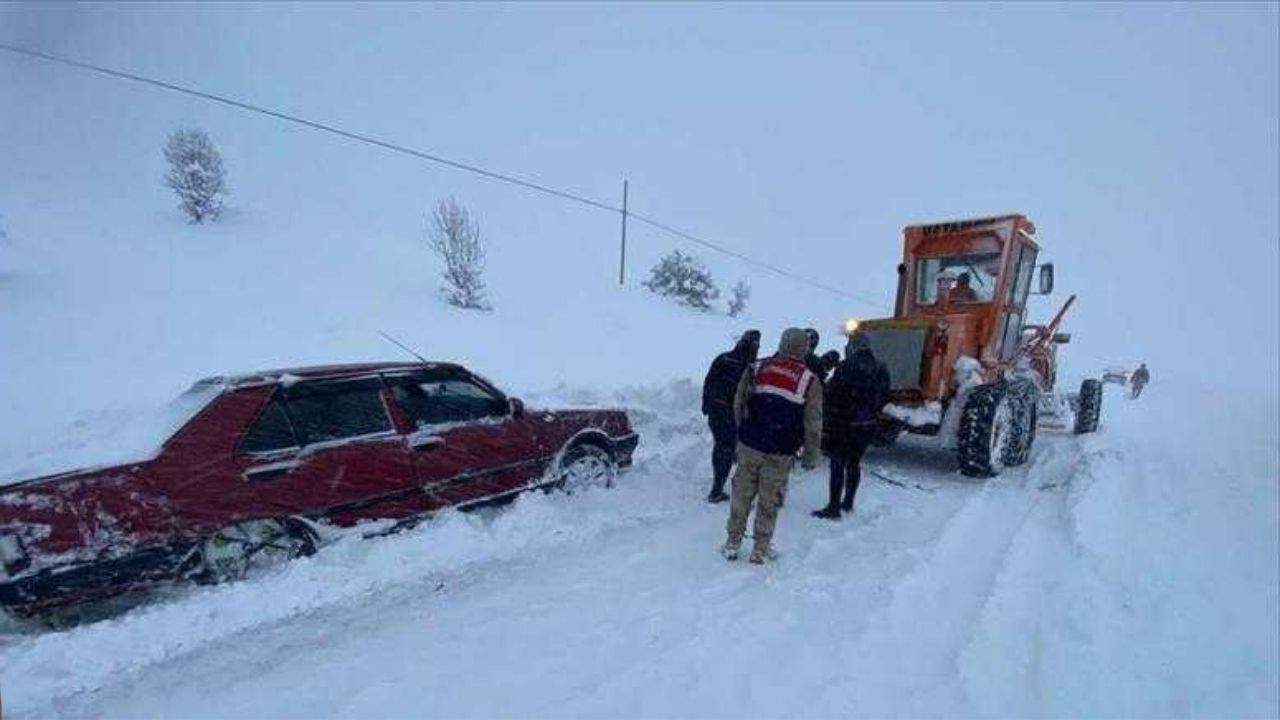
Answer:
[{"left": 203, "top": 361, "right": 465, "bottom": 389}]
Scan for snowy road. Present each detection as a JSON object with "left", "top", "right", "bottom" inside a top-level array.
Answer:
[{"left": 3, "top": 381, "right": 1276, "bottom": 718}]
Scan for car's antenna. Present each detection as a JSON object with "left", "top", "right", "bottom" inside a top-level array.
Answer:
[{"left": 378, "top": 330, "right": 428, "bottom": 363}]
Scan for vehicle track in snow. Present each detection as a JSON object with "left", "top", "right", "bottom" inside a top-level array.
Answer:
[{"left": 4, "top": 381, "right": 1094, "bottom": 719}]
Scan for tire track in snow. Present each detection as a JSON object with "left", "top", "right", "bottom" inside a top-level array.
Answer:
[{"left": 806, "top": 436, "right": 1079, "bottom": 717}]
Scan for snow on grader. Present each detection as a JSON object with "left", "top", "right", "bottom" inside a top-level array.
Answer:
[{"left": 848, "top": 214, "right": 1101, "bottom": 477}]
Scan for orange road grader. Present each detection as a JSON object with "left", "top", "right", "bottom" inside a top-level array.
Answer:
[{"left": 849, "top": 214, "right": 1101, "bottom": 477}]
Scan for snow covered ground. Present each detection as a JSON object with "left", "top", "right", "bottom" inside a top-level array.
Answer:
[
  {"left": 2, "top": 379, "right": 1275, "bottom": 718},
  {"left": 2, "top": 9, "right": 1276, "bottom": 715}
]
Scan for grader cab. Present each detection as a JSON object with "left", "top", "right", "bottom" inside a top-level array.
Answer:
[{"left": 850, "top": 214, "right": 1101, "bottom": 477}]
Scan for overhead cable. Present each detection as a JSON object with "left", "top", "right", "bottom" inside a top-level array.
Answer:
[{"left": 0, "top": 42, "right": 889, "bottom": 310}]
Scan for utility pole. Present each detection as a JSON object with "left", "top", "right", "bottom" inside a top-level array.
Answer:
[{"left": 618, "top": 179, "right": 629, "bottom": 286}]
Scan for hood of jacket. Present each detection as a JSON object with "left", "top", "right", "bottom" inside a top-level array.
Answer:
[{"left": 778, "top": 327, "right": 810, "bottom": 360}]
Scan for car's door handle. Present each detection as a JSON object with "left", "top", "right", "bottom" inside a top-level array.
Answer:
[
  {"left": 244, "top": 459, "right": 299, "bottom": 482},
  {"left": 407, "top": 432, "right": 446, "bottom": 451}
]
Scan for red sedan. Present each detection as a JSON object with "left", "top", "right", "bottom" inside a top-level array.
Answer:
[{"left": 0, "top": 361, "right": 637, "bottom": 615}]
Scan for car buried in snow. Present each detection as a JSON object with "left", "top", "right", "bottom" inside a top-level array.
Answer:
[{"left": 0, "top": 361, "right": 638, "bottom": 617}]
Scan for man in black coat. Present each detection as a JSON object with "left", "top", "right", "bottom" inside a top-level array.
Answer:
[
  {"left": 819, "top": 350, "right": 841, "bottom": 382},
  {"left": 812, "top": 331, "right": 890, "bottom": 519},
  {"left": 702, "top": 330, "right": 761, "bottom": 503},
  {"left": 803, "top": 327, "right": 824, "bottom": 379},
  {"left": 1130, "top": 362, "right": 1150, "bottom": 399}
]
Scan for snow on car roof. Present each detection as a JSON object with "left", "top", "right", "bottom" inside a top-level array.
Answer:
[
  {"left": 205, "top": 361, "right": 461, "bottom": 388},
  {"left": 0, "top": 379, "right": 226, "bottom": 486}
]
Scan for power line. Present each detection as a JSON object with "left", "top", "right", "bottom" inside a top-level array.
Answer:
[{"left": 0, "top": 42, "right": 890, "bottom": 311}]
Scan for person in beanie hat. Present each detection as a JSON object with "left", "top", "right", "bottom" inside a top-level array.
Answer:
[
  {"left": 722, "top": 327, "right": 823, "bottom": 564},
  {"left": 812, "top": 331, "right": 889, "bottom": 520},
  {"left": 701, "top": 330, "right": 761, "bottom": 503}
]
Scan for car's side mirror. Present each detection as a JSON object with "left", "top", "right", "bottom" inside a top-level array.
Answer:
[
  {"left": 1053, "top": 333, "right": 1071, "bottom": 344},
  {"left": 509, "top": 397, "right": 526, "bottom": 419},
  {"left": 1037, "top": 264, "right": 1055, "bottom": 295}
]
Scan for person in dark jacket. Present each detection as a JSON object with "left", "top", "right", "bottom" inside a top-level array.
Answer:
[
  {"left": 812, "top": 331, "right": 890, "bottom": 520},
  {"left": 723, "top": 328, "right": 823, "bottom": 563},
  {"left": 702, "top": 330, "right": 761, "bottom": 503},
  {"left": 819, "top": 350, "right": 841, "bottom": 382},
  {"left": 803, "top": 327, "right": 824, "bottom": 378},
  {"left": 1130, "top": 362, "right": 1150, "bottom": 399}
]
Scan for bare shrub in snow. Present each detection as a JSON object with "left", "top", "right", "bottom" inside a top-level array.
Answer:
[
  {"left": 163, "top": 128, "right": 227, "bottom": 223},
  {"left": 429, "top": 197, "right": 490, "bottom": 310},
  {"left": 727, "top": 280, "right": 751, "bottom": 317},
  {"left": 644, "top": 250, "right": 720, "bottom": 311}
]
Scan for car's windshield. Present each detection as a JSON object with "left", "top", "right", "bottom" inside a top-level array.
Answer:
[{"left": 916, "top": 252, "right": 1002, "bottom": 305}]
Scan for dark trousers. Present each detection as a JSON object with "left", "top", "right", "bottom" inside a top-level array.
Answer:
[
  {"left": 708, "top": 409, "right": 737, "bottom": 493},
  {"left": 827, "top": 433, "right": 871, "bottom": 510},
  {"left": 1131, "top": 382, "right": 1145, "bottom": 399}
]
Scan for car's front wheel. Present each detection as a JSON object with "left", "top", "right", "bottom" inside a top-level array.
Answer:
[
  {"left": 553, "top": 443, "right": 616, "bottom": 494},
  {"left": 194, "top": 518, "right": 316, "bottom": 584}
]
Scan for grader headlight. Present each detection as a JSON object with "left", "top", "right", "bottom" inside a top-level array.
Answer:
[{"left": 843, "top": 317, "right": 861, "bottom": 335}]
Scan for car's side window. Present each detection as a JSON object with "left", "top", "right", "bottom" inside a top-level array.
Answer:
[
  {"left": 240, "top": 397, "right": 299, "bottom": 454},
  {"left": 389, "top": 374, "right": 508, "bottom": 428},
  {"left": 285, "top": 378, "right": 393, "bottom": 445}
]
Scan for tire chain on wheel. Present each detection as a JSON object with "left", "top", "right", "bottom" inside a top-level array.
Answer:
[
  {"left": 1004, "top": 380, "right": 1039, "bottom": 467},
  {"left": 957, "top": 383, "right": 1008, "bottom": 478},
  {"left": 1074, "top": 378, "right": 1103, "bottom": 434}
]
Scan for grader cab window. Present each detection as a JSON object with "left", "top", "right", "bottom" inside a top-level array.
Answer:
[{"left": 916, "top": 252, "right": 1002, "bottom": 306}]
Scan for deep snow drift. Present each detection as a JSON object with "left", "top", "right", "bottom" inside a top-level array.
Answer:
[{"left": 1, "top": 380, "right": 1275, "bottom": 719}]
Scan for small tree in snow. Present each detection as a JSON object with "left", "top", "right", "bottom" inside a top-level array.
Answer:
[
  {"left": 727, "top": 280, "right": 751, "bottom": 317},
  {"left": 163, "top": 128, "right": 227, "bottom": 223},
  {"left": 428, "top": 197, "right": 490, "bottom": 310},
  {"left": 644, "top": 250, "right": 720, "bottom": 311}
]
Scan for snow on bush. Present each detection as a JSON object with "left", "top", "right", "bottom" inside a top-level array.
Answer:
[
  {"left": 643, "top": 250, "right": 719, "bottom": 311},
  {"left": 162, "top": 128, "right": 227, "bottom": 223},
  {"left": 428, "top": 197, "right": 490, "bottom": 311},
  {"left": 727, "top": 280, "right": 751, "bottom": 317}
]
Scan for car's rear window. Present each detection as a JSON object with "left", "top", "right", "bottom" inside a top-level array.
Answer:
[{"left": 240, "top": 398, "right": 298, "bottom": 454}]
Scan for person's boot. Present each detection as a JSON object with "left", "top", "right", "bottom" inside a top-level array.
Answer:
[
  {"left": 749, "top": 544, "right": 777, "bottom": 564},
  {"left": 811, "top": 505, "right": 841, "bottom": 520},
  {"left": 707, "top": 483, "right": 730, "bottom": 504},
  {"left": 720, "top": 540, "right": 741, "bottom": 561},
  {"left": 840, "top": 496, "right": 854, "bottom": 513},
  {"left": 815, "top": 470, "right": 843, "bottom": 519}
]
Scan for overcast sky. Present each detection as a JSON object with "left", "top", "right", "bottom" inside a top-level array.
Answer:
[{"left": 2, "top": 3, "right": 1277, "bottom": 389}]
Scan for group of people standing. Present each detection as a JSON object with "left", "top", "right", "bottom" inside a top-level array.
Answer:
[{"left": 701, "top": 326, "right": 890, "bottom": 564}]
